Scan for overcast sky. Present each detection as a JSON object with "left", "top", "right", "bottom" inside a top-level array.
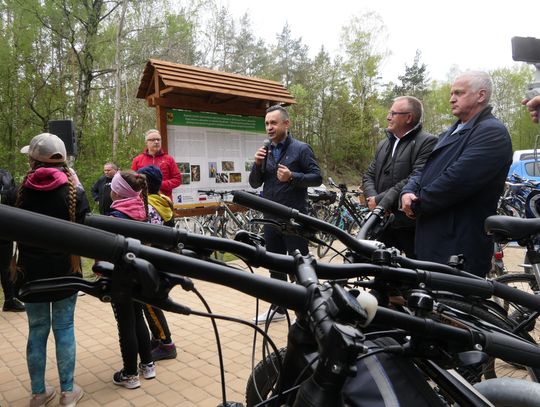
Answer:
[{"left": 224, "top": 0, "right": 539, "bottom": 83}]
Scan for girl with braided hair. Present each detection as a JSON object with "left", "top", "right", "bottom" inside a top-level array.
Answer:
[
  {"left": 15, "top": 133, "right": 89, "bottom": 407},
  {"left": 108, "top": 170, "right": 156, "bottom": 389}
]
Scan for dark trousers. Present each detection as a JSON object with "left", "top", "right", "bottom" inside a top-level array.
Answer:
[
  {"left": 0, "top": 240, "right": 15, "bottom": 301},
  {"left": 143, "top": 304, "right": 172, "bottom": 344},
  {"left": 263, "top": 225, "right": 309, "bottom": 313},
  {"left": 379, "top": 227, "right": 416, "bottom": 258},
  {"left": 112, "top": 300, "right": 153, "bottom": 375}
]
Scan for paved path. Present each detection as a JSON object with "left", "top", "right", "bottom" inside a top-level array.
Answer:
[{"left": 0, "top": 245, "right": 531, "bottom": 406}]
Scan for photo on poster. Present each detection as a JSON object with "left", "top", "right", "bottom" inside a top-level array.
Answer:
[
  {"left": 230, "top": 173, "right": 242, "bottom": 183},
  {"left": 177, "top": 162, "right": 190, "bottom": 173},
  {"left": 215, "top": 173, "right": 229, "bottom": 183},
  {"left": 208, "top": 162, "right": 217, "bottom": 178},
  {"left": 190, "top": 165, "right": 201, "bottom": 182},
  {"left": 222, "top": 161, "right": 235, "bottom": 171},
  {"left": 244, "top": 160, "right": 254, "bottom": 171},
  {"left": 182, "top": 173, "right": 191, "bottom": 185}
]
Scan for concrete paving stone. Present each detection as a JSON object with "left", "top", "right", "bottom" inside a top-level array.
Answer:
[
  {"left": 180, "top": 384, "right": 213, "bottom": 403},
  {"left": 139, "top": 380, "right": 170, "bottom": 396},
  {"left": 2, "top": 248, "right": 533, "bottom": 405},
  {"left": 154, "top": 389, "right": 191, "bottom": 406}
]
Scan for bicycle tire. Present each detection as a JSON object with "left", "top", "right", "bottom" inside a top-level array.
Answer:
[
  {"left": 437, "top": 296, "right": 540, "bottom": 382},
  {"left": 317, "top": 213, "right": 338, "bottom": 258},
  {"left": 174, "top": 217, "right": 204, "bottom": 235},
  {"left": 245, "top": 347, "right": 287, "bottom": 407},
  {"left": 493, "top": 273, "right": 539, "bottom": 330}
]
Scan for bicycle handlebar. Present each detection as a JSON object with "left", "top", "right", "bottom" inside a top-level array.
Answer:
[
  {"left": 4, "top": 204, "right": 540, "bottom": 370},
  {"left": 85, "top": 211, "right": 540, "bottom": 314},
  {"left": 0, "top": 204, "right": 126, "bottom": 262}
]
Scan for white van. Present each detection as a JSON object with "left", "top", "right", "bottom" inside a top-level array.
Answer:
[{"left": 513, "top": 149, "right": 540, "bottom": 163}]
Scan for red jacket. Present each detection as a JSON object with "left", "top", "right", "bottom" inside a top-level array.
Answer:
[{"left": 131, "top": 150, "right": 182, "bottom": 200}]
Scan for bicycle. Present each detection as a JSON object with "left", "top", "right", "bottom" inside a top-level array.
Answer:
[
  {"left": 7, "top": 203, "right": 540, "bottom": 406},
  {"left": 316, "top": 177, "right": 368, "bottom": 258},
  {"left": 198, "top": 189, "right": 263, "bottom": 238}
]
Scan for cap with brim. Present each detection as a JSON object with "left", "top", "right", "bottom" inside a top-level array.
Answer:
[{"left": 21, "top": 133, "right": 67, "bottom": 163}]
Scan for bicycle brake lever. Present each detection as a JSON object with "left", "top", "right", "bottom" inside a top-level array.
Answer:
[{"left": 19, "top": 276, "right": 113, "bottom": 303}]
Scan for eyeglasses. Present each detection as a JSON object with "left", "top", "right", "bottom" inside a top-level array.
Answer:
[
  {"left": 147, "top": 138, "right": 161, "bottom": 142},
  {"left": 388, "top": 111, "right": 411, "bottom": 117}
]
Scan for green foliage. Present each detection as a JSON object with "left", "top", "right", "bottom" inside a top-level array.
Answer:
[{"left": 0, "top": 0, "right": 537, "bottom": 191}]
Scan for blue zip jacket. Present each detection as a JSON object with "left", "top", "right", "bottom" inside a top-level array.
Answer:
[{"left": 249, "top": 134, "right": 322, "bottom": 217}]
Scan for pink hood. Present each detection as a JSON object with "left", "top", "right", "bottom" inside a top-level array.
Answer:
[{"left": 24, "top": 167, "right": 68, "bottom": 191}]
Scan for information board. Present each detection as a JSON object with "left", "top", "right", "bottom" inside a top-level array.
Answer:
[{"left": 166, "top": 109, "right": 266, "bottom": 203}]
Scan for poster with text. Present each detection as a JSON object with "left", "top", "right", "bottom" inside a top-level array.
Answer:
[{"left": 167, "top": 109, "right": 265, "bottom": 203}]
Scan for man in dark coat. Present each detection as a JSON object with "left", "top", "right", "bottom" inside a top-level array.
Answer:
[
  {"left": 249, "top": 105, "right": 322, "bottom": 324},
  {"left": 401, "top": 71, "right": 512, "bottom": 277},
  {"left": 362, "top": 96, "right": 437, "bottom": 257},
  {"left": 91, "top": 162, "right": 117, "bottom": 215}
]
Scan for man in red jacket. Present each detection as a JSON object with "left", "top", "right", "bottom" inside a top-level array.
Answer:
[{"left": 131, "top": 129, "right": 182, "bottom": 200}]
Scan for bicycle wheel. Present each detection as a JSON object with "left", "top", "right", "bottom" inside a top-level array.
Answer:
[
  {"left": 245, "top": 348, "right": 287, "bottom": 407},
  {"left": 437, "top": 296, "right": 540, "bottom": 382},
  {"left": 494, "top": 273, "right": 539, "bottom": 330},
  {"left": 174, "top": 217, "right": 204, "bottom": 234},
  {"left": 317, "top": 213, "right": 338, "bottom": 258}
]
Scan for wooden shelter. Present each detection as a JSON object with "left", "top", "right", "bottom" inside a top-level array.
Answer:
[
  {"left": 136, "top": 59, "right": 296, "bottom": 150},
  {"left": 136, "top": 59, "right": 296, "bottom": 217}
]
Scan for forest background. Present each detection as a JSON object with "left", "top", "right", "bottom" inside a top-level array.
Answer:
[{"left": 1, "top": 0, "right": 537, "bottom": 207}]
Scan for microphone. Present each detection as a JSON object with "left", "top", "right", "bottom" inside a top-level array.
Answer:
[{"left": 262, "top": 139, "right": 271, "bottom": 173}]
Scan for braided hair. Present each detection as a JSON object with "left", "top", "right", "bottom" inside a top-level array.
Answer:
[{"left": 14, "top": 159, "right": 81, "bottom": 276}]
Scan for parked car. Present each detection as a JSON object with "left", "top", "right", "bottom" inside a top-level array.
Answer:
[
  {"left": 508, "top": 159, "right": 540, "bottom": 182},
  {"left": 512, "top": 149, "right": 540, "bottom": 163}
]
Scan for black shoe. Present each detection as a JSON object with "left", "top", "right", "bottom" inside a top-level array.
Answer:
[{"left": 3, "top": 298, "right": 25, "bottom": 312}]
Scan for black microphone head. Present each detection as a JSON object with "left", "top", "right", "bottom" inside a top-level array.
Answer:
[{"left": 263, "top": 139, "right": 271, "bottom": 148}]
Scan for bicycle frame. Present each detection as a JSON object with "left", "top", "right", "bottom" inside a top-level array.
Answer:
[{"left": 7, "top": 204, "right": 540, "bottom": 406}]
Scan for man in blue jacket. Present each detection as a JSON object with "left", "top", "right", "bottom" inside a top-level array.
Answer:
[
  {"left": 249, "top": 105, "right": 322, "bottom": 323},
  {"left": 401, "top": 71, "right": 512, "bottom": 277}
]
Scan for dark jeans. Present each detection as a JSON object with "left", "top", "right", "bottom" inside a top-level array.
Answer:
[
  {"left": 0, "top": 240, "right": 15, "bottom": 301},
  {"left": 379, "top": 227, "right": 416, "bottom": 258},
  {"left": 112, "top": 300, "right": 153, "bottom": 375},
  {"left": 263, "top": 225, "right": 309, "bottom": 313}
]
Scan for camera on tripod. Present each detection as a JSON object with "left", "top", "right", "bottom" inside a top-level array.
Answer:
[{"left": 512, "top": 36, "right": 540, "bottom": 101}]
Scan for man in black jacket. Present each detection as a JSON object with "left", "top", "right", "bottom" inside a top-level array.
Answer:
[
  {"left": 91, "top": 162, "right": 117, "bottom": 214},
  {"left": 249, "top": 105, "right": 322, "bottom": 324},
  {"left": 362, "top": 96, "right": 437, "bottom": 257}
]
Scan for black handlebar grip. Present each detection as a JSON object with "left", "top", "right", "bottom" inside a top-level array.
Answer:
[
  {"left": 232, "top": 191, "right": 293, "bottom": 219},
  {"left": 85, "top": 214, "right": 179, "bottom": 248},
  {"left": 0, "top": 204, "right": 126, "bottom": 262},
  {"left": 493, "top": 280, "right": 540, "bottom": 312},
  {"left": 483, "top": 331, "right": 540, "bottom": 368}
]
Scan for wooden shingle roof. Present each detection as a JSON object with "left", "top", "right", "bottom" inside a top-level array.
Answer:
[{"left": 136, "top": 59, "right": 296, "bottom": 117}]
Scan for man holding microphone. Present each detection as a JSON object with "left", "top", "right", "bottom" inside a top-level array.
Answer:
[{"left": 249, "top": 105, "right": 322, "bottom": 324}]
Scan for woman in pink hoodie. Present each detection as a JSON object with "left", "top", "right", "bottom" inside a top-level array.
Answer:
[
  {"left": 15, "top": 133, "right": 89, "bottom": 407},
  {"left": 108, "top": 171, "right": 156, "bottom": 389}
]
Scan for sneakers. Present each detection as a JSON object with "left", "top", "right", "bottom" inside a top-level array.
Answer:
[
  {"left": 29, "top": 385, "right": 55, "bottom": 407},
  {"left": 252, "top": 309, "right": 287, "bottom": 325},
  {"left": 138, "top": 362, "right": 156, "bottom": 379},
  {"left": 59, "top": 384, "right": 83, "bottom": 407},
  {"left": 151, "top": 341, "right": 177, "bottom": 361},
  {"left": 3, "top": 298, "right": 25, "bottom": 312},
  {"left": 112, "top": 370, "right": 140, "bottom": 389}
]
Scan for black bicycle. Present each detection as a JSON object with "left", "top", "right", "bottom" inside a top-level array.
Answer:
[
  {"left": 316, "top": 177, "right": 368, "bottom": 258},
  {"left": 5, "top": 202, "right": 540, "bottom": 406}
]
